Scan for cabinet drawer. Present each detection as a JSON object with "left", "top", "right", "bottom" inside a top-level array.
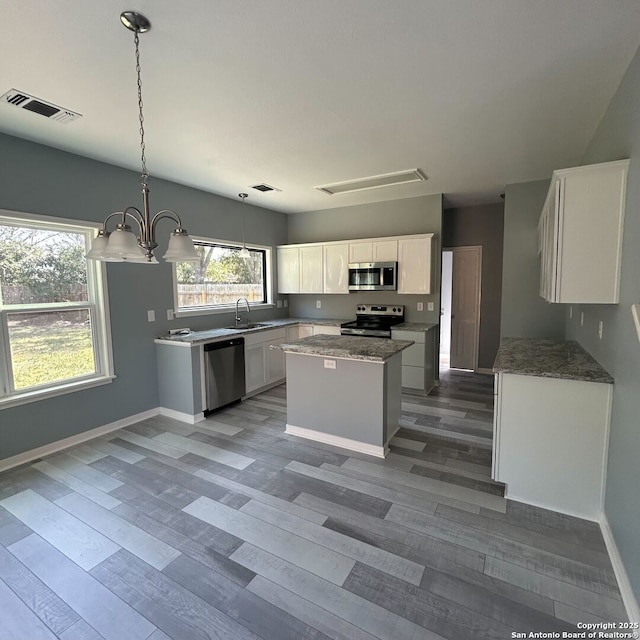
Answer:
[
  {"left": 402, "top": 342, "right": 425, "bottom": 367},
  {"left": 244, "top": 328, "right": 286, "bottom": 347},
  {"left": 392, "top": 330, "right": 425, "bottom": 344},
  {"left": 313, "top": 325, "right": 341, "bottom": 336}
]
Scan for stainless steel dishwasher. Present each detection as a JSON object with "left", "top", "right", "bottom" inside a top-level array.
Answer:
[{"left": 203, "top": 338, "right": 246, "bottom": 414}]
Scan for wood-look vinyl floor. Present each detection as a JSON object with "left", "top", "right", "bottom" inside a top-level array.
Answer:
[{"left": 0, "top": 369, "right": 626, "bottom": 640}]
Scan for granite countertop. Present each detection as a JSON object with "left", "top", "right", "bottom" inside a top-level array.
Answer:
[
  {"left": 493, "top": 338, "right": 613, "bottom": 384},
  {"left": 278, "top": 334, "right": 414, "bottom": 362},
  {"left": 393, "top": 322, "right": 439, "bottom": 332},
  {"left": 155, "top": 317, "right": 349, "bottom": 345}
]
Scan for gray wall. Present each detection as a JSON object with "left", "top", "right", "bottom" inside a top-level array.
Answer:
[
  {"left": 565, "top": 44, "right": 640, "bottom": 601},
  {"left": 443, "top": 204, "right": 504, "bottom": 370},
  {"left": 286, "top": 194, "right": 443, "bottom": 324},
  {"left": 0, "top": 133, "right": 287, "bottom": 461},
  {"left": 501, "top": 180, "right": 565, "bottom": 340}
]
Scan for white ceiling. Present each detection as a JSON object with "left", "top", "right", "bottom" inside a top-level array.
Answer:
[{"left": 2, "top": 1, "right": 640, "bottom": 213}]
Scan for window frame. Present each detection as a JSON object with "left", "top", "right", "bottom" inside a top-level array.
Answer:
[
  {"left": 0, "top": 209, "right": 115, "bottom": 409},
  {"left": 172, "top": 236, "right": 274, "bottom": 317}
]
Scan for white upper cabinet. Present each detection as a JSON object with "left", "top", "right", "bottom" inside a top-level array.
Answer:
[
  {"left": 397, "top": 235, "right": 434, "bottom": 294},
  {"left": 539, "top": 159, "right": 628, "bottom": 304},
  {"left": 348, "top": 239, "right": 398, "bottom": 263},
  {"left": 300, "top": 245, "right": 323, "bottom": 293},
  {"left": 277, "top": 247, "right": 300, "bottom": 294},
  {"left": 323, "top": 244, "right": 349, "bottom": 294},
  {"left": 372, "top": 240, "right": 398, "bottom": 262},
  {"left": 277, "top": 233, "right": 434, "bottom": 295},
  {"left": 348, "top": 242, "right": 373, "bottom": 263}
]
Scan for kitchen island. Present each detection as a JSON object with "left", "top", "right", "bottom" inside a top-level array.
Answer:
[
  {"left": 493, "top": 338, "right": 613, "bottom": 519},
  {"left": 279, "top": 334, "right": 414, "bottom": 458}
]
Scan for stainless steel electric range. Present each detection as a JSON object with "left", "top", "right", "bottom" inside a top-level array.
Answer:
[{"left": 340, "top": 304, "right": 404, "bottom": 338}]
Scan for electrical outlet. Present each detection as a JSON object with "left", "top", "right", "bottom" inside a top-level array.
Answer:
[
  {"left": 416, "top": 302, "right": 424, "bottom": 311},
  {"left": 147, "top": 310, "right": 155, "bottom": 322},
  {"left": 580, "top": 312, "right": 584, "bottom": 326},
  {"left": 316, "top": 300, "right": 322, "bottom": 309},
  {"left": 276, "top": 300, "right": 283, "bottom": 308},
  {"left": 284, "top": 299, "right": 288, "bottom": 308},
  {"left": 569, "top": 306, "right": 573, "bottom": 319},
  {"left": 598, "top": 321, "right": 604, "bottom": 340},
  {"left": 167, "top": 309, "right": 175, "bottom": 320},
  {"left": 324, "top": 359, "right": 336, "bottom": 369},
  {"left": 427, "top": 302, "right": 435, "bottom": 312}
]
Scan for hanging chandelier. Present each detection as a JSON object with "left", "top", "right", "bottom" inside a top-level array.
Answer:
[
  {"left": 86, "top": 11, "right": 199, "bottom": 264},
  {"left": 238, "top": 193, "right": 250, "bottom": 260}
]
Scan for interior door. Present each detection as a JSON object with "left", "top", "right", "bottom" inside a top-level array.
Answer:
[{"left": 449, "top": 246, "right": 481, "bottom": 371}]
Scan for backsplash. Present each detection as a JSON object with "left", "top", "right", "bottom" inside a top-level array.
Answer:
[{"left": 287, "top": 292, "right": 441, "bottom": 324}]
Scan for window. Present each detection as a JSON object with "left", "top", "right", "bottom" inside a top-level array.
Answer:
[
  {"left": 174, "top": 238, "right": 271, "bottom": 314},
  {"left": 0, "top": 211, "right": 113, "bottom": 407}
]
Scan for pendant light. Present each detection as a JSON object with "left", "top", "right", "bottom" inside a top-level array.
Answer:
[
  {"left": 238, "top": 193, "right": 251, "bottom": 260},
  {"left": 86, "top": 11, "right": 199, "bottom": 264}
]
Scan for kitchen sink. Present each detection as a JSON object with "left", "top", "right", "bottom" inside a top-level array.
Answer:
[{"left": 224, "top": 323, "right": 271, "bottom": 330}]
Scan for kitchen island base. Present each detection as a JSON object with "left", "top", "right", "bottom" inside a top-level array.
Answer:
[{"left": 284, "top": 351, "right": 402, "bottom": 458}]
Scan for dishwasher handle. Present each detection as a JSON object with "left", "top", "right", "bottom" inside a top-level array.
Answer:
[{"left": 204, "top": 337, "right": 245, "bottom": 351}]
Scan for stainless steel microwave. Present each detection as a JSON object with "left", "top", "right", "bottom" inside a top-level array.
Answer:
[{"left": 348, "top": 262, "right": 397, "bottom": 291}]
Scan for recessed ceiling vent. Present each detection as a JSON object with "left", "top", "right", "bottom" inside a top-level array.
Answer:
[
  {"left": 251, "top": 183, "right": 281, "bottom": 193},
  {"left": 315, "top": 169, "right": 427, "bottom": 195},
  {"left": 1, "top": 89, "right": 82, "bottom": 124}
]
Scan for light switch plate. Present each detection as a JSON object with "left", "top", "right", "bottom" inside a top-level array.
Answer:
[
  {"left": 316, "top": 300, "right": 322, "bottom": 309},
  {"left": 276, "top": 300, "right": 283, "bottom": 308},
  {"left": 427, "top": 302, "right": 435, "bottom": 312},
  {"left": 147, "top": 310, "right": 155, "bottom": 322},
  {"left": 417, "top": 302, "right": 424, "bottom": 312},
  {"left": 167, "top": 309, "right": 175, "bottom": 320},
  {"left": 632, "top": 304, "right": 640, "bottom": 343},
  {"left": 284, "top": 300, "right": 288, "bottom": 308},
  {"left": 580, "top": 312, "right": 584, "bottom": 326},
  {"left": 598, "top": 320, "right": 603, "bottom": 340}
]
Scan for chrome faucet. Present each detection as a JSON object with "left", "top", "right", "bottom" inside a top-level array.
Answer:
[{"left": 235, "top": 297, "right": 250, "bottom": 327}]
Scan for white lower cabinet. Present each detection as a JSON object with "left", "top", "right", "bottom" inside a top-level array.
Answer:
[
  {"left": 313, "top": 325, "right": 340, "bottom": 336},
  {"left": 244, "top": 342, "right": 267, "bottom": 394},
  {"left": 244, "top": 328, "right": 287, "bottom": 395},
  {"left": 298, "top": 324, "right": 314, "bottom": 338},
  {"left": 298, "top": 324, "right": 340, "bottom": 337},
  {"left": 493, "top": 372, "right": 612, "bottom": 520},
  {"left": 391, "top": 328, "right": 436, "bottom": 394}
]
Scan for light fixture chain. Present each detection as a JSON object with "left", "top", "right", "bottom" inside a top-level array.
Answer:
[{"left": 134, "top": 31, "right": 148, "bottom": 189}]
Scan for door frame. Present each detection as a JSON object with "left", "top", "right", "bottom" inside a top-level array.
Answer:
[{"left": 443, "top": 245, "right": 482, "bottom": 373}]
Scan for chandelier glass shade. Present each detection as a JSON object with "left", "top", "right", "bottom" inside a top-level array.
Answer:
[{"left": 86, "top": 11, "right": 198, "bottom": 264}]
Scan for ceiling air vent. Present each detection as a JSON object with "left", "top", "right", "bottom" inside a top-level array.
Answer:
[
  {"left": 315, "top": 169, "right": 427, "bottom": 195},
  {"left": 1, "top": 89, "right": 82, "bottom": 124},
  {"left": 251, "top": 183, "right": 281, "bottom": 193}
]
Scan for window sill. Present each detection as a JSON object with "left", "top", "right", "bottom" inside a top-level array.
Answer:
[
  {"left": 174, "top": 303, "right": 275, "bottom": 318},
  {"left": 0, "top": 375, "right": 116, "bottom": 411}
]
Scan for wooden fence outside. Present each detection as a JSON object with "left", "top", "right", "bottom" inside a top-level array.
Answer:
[{"left": 177, "top": 283, "right": 263, "bottom": 307}]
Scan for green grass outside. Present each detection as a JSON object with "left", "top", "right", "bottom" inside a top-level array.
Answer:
[{"left": 9, "top": 320, "right": 95, "bottom": 390}]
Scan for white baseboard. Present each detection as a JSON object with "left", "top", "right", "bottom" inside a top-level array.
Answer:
[
  {"left": 285, "top": 424, "right": 388, "bottom": 458},
  {"left": 600, "top": 513, "right": 640, "bottom": 623},
  {"left": 159, "top": 407, "right": 205, "bottom": 424},
  {"left": 0, "top": 408, "right": 160, "bottom": 473}
]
